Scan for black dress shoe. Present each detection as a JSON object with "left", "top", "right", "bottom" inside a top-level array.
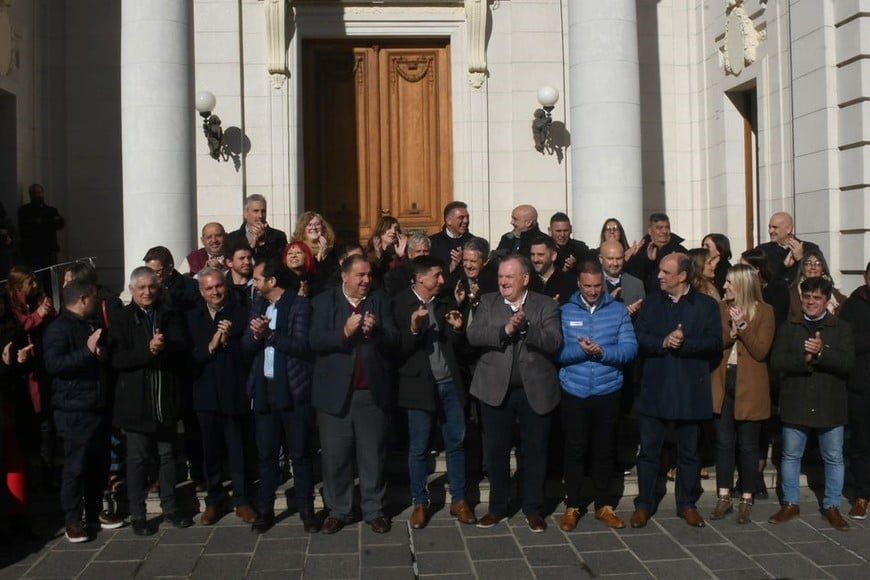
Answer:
[
  {"left": 300, "top": 511, "right": 320, "bottom": 533},
  {"left": 131, "top": 518, "right": 156, "bottom": 536},
  {"left": 321, "top": 516, "right": 345, "bottom": 535},
  {"left": 251, "top": 514, "right": 275, "bottom": 534},
  {"left": 366, "top": 517, "right": 391, "bottom": 534},
  {"left": 164, "top": 513, "right": 193, "bottom": 529}
]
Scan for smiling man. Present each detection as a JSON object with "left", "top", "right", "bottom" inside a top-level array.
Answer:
[
  {"left": 769, "top": 276, "right": 855, "bottom": 531},
  {"left": 467, "top": 255, "right": 562, "bottom": 532},
  {"left": 624, "top": 212, "right": 688, "bottom": 293},
  {"left": 224, "top": 194, "right": 288, "bottom": 263}
]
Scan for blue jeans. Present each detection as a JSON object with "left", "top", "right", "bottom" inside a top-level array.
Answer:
[
  {"left": 781, "top": 424, "right": 844, "bottom": 508},
  {"left": 407, "top": 381, "right": 466, "bottom": 505}
]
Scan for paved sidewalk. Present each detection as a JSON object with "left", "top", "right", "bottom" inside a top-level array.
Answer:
[{"left": 2, "top": 487, "right": 869, "bottom": 579}]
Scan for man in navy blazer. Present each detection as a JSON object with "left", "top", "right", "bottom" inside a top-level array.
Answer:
[
  {"left": 243, "top": 261, "right": 317, "bottom": 534},
  {"left": 630, "top": 253, "right": 722, "bottom": 529},
  {"left": 186, "top": 268, "right": 256, "bottom": 527},
  {"left": 310, "top": 254, "right": 400, "bottom": 534}
]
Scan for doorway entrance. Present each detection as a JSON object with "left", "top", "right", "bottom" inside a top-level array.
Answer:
[{"left": 301, "top": 39, "right": 453, "bottom": 244}]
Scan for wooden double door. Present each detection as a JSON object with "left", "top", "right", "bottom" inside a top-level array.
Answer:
[{"left": 302, "top": 39, "right": 453, "bottom": 244}]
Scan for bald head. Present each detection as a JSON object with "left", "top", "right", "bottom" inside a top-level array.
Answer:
[
  {"left": 599, "top": 240, "right": 626, "bottom": 278},
  {"left": 768, "top": 212, "right": 794, "bottom": 245},
  {"left": 510, "top": 204, "right": 538, "bottom": 234},
  {"left": 200, "top": 222, "right": 226, "bottom": 256}
]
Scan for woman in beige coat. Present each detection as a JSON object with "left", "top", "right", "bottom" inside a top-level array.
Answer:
[{"left": 710, "top": 264, "right": 775, "bottom": 524}]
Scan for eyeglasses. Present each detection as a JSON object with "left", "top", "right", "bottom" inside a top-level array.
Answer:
[
  {"left": 604, "top": 226, "right": 620, "bottom": 232},
  {"left": 803, "top": 261, "right": 823, "bottom": 267}
]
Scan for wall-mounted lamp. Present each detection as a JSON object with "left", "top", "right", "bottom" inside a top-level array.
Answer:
[
  {"left": 195, "top": 90, "right": 223, "bottom": 160},
  {"left": 532, "top": 85, "right": 559, "bottom": 153}
]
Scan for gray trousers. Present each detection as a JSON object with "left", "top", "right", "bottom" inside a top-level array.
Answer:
[{"left": 318, "top": 390, "right": 387, "bottom": 522}]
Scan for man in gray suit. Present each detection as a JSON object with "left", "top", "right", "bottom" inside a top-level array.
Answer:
[{"left": 467, "top": 255, "right": 562, "bottom": 532}]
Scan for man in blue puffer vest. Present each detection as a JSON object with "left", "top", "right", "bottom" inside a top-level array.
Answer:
[{"left": 557, "top": 260, "right": 638, "bottom": 532}]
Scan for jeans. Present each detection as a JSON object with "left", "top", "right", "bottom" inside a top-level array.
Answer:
[
  {"left": 480, "top": 388, "right": 551, "bottom": 518},
  {"left": 255, "top": 404, "right": 314, "bottom": 517},
  {"left": 635, "top": 414, "right": 700, "bottom": 514},
  {"left": 713, "top": 391, "right": 761, "bottom": 495},
  {"left": 407, "top": 381, "right": 467, "bottom": 505},
  {"left": 781, "top": 423, "right": 844, "bottom": 508}
]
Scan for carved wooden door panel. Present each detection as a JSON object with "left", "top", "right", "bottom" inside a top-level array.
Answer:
[{"left": 302, "top": 40, "right": 452, "bottom": 244}]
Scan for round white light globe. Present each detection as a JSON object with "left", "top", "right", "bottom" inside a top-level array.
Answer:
[
  {"left": 195, "top": 91, "right": 217, "bottom": 114},
  {"left": 537, "top": 86, "right": 559, "bottom": 108}
]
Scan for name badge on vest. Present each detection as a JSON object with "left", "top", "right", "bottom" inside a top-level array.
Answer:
[{"left": 569, "top": 320, "right": 584, "bottom": 327}]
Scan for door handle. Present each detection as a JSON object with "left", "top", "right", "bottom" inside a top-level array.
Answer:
[{"left": 381, "top": 208, "right": 391, "bottom": 215}]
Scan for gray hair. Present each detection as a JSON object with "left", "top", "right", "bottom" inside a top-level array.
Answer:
[
  {"left": 407, "top": 232, "right": 431, "bottom": 251},
  {"left": 197, "top": 267, "right": 225, "bottom": 285},
  {"left": 129, "top": 266, "right": 159, "bottom": 286},
  {"left": 244, "top": 194, "right": 267, "bottom": 210}
]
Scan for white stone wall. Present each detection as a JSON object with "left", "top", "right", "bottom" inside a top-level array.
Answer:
[{"left": 191, "top": 0, "right": 574, "bottom": 247}]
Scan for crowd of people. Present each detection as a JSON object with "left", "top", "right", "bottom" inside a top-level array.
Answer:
[{"left": 1, "top": 192, "right": 868, "bottom": 547}]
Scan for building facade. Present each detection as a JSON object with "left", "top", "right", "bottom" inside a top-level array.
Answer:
[{"left": 1, "top": 0, "right": 867, "bottom": 290}]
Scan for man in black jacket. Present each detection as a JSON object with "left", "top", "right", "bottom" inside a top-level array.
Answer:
[
  {"left": 624, "top": 212, "right": 688, "bottom": 293},
  {"left": 109, "top": 267, "right": 192, "bottom": 536},
  {"left": 224, "top": 194, "right": 288, "bottom": 263},
  {"left": 428, "top": 201, "right": 474, "bottom": 272},
  {"left": 18, "top": 183, "right": 64, "bottom": 269},
  {"left": 394, "top": 256, "right": 476, "bottom": 530},
  {"left": 495, "top": 204, "right": 544, "bottom": 258},
  {"left": 187, "top": 268, "right": 257, "bottom": 526},
  {"left": 44, "top": 280, "right": 123, "bottom": 543}
]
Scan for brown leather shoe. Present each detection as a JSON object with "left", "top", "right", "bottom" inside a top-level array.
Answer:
[
  {"left": 526, "top": 515, "right": 547, "bottom": 533},
  {"left": 677, "top": 507, "right": 705, "bottom": 527},
  {"left": 629, "top": 508, "right": 649, "bottom": 528},
  {"left": 594, "top": 505, "right": 625, "bottom": 529},
  {"left": 321, "top": 516, "right": 345, "bottom": 535},
  {"left": 736, "top": 499, "right": 753, "bottom": 525},
  {"left": 709, "top": 496, "right": 733, "bottom": 520},
  {"left": 849, "top": 498, "right": 868, "bottom": 520},
  {"left": 559, "top": 507, "right": 582, "bottom": 531},
  {"left": 366, "top": 516, "right": 391, "bottom": 534},
  {"left": 234, "top": 504, "right": 258, "bottom": 524},
  {"left": 200, "top": 505, "right": 224, "bottom": 526},
  {"left": 449, "top": 500, "right": 477, "bottom": 525},
  {"left": 822, "top": 507, "right": 849, "bottom": 531},
  {"left": 409, "top": 504, "right": 428, "bottom": 529},
  {"left": 476, "top": 512, "right": 503, "bottom": 529},
  {"left": 768, "top": 503, "right": 800, "bottom": 524}
]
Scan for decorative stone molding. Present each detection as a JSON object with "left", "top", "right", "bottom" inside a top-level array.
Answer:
[
  {"left": 721, "top": 0, "right": 766, "bottom": 76},
  {"left": 265, "top": 0, "right": 291, "bottom": 88},
  {"left": 465, "top": 0, "right": 487, "bottom": 88},
  {"left": 0, "top": 0, "right": 17, "bottom": 77}
]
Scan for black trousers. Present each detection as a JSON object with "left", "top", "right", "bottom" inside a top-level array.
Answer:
[
  {"left": 126, "top": 428, "right": 178, "bottom": 520},
  {"left": 849, "top": 392, "right": 870, "bottom": 500},
  {"left": 56, "top": 410, "right": 110, "bottom": 526},
  {"left": 714, "top": 389, "right": 761, "bottom": 495},
  {"left": 561, "top": 390, "right": 620, "bottom": 509},
  {"left": 198, "top": 411, "right": 250, "bottom": 507},
  {"left": 480, "top": 388, "right": 551, "bottom": 518}
]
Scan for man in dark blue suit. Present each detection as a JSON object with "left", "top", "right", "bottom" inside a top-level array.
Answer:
[
  {"left": 243, "top": 261, "right": 318, "bottom": 534},
  {"left": 186, "top": 268, "right": 256, "bottom": 526},
  {"left": 310, "top": 255, "right": 400, "bottom": 534},
  {"left": 630, "top": 253, "right": 722, "bottom": 529}
]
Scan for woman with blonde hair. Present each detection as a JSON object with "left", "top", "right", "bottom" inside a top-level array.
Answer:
[
  {"left": 291, "top": 211, "right": 338, "bottom": 284},
  {"left": 710, "top": 264, "right": 775, "bottom": 524}
]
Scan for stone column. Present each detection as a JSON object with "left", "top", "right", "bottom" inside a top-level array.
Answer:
[
  {"left": 121, "top": 0, "right": 193, "bottom": 281},
  {"left": 568, "top": 1, "right": 643, "bottom": 241}
]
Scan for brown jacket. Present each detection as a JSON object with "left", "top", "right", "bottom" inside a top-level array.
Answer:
[{"left": 711, "top": 301, "right": 775, "bottom": 421}]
